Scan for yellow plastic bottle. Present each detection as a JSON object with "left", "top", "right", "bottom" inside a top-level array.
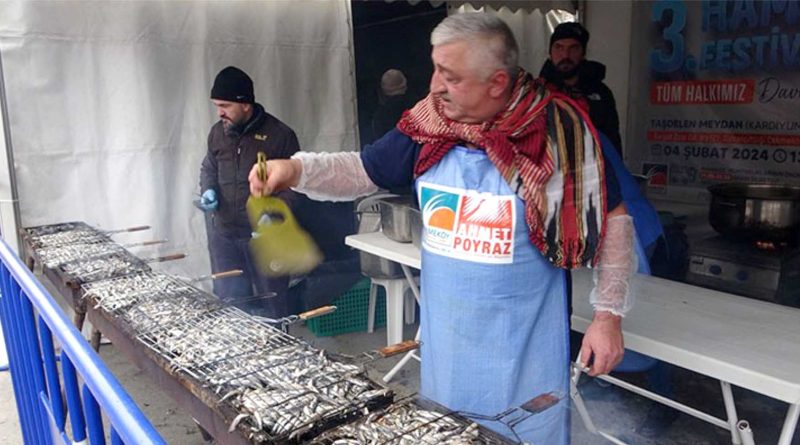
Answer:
[{"left": 246, "top": 152, "right": 322, "bottom": 277}]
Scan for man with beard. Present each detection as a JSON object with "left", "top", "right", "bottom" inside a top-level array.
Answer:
[
  {"left": 542, "top": 23, "right": 678, "bottom": 437},
  {"left": 540, "top": 22, "right": 623, "bottom": 154},
  {"left": 197, "top": 66, "right": 299, "bottom": 316}
]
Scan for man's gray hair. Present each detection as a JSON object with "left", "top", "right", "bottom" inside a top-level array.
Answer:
[{"left": 431, "top": 13, "right": 519, "bottom": 79}]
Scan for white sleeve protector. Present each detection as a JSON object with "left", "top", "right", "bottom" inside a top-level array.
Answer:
[
  {"left": 291, "top": 151, "right": 380, "bottom": 201},
  {"left": 589, "top": 214, "right": 637, "bottom": 317}
]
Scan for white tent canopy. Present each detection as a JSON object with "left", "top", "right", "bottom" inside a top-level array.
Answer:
[
  {"left": 0, "top": 0, "right": 595, "bottom": 281},
  {"left": 0, "top": 1, "right": 357, "bottom": 280}
]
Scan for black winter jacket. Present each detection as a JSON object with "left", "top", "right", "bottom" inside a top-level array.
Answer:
[
  {"left": 539, "top": 59, "right": 623, "bottom": 154},
  {"left": 200, "top": 104, "right": 299, "bottom": 237}
]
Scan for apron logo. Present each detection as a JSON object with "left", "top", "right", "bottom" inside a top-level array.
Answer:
[
  {"left": 453, "top": 196, "right": 513, "bottom": 257},
  {"left": 419, "top": 183, "right": 514, "bottom": 264},
  {"left": 254, "top": 134, "right": 268, "bottom": 141}
]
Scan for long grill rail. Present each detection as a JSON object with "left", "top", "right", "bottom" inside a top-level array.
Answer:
[{"left": 21, "top": 221, "right": 514, "bottom": 444}]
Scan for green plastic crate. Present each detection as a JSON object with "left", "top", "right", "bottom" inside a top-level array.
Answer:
[{"left": 306, "top": 278, "right": 386, "bottom": 337}]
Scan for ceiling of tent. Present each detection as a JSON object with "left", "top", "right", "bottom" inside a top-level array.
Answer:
[{"left": 397, "top": 0, "right": 579, "bottom": 14}]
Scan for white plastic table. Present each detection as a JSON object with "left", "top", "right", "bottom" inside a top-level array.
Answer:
[
  {"left": 345, "top": 231, "right": 800, "bottom": 444},
  {"left": 571, "top": 269, "right": 800, "bottom": 445}
]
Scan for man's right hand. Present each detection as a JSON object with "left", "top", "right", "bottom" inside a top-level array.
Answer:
[
  {"left": 197, "top": 189, "right": 218, "bottom": 212},
  {"left": 248, "top": 158, "right": 302, "bottom": 197}
]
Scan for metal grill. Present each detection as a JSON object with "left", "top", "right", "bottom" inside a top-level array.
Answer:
[
  {"left": 226, "top": 372, "right": 392, "bottom": 443},
  {"left": 310, "top": 398, "right": 512, "bottom": 445},
  {"left": 59, "top": 251, "right": 151, "bottom": 284},
  {"left": 38, "top": 241, "right": 124, "bottom": 269},
  {"left": 25, "top": 222, "right": 110, "bottom": 249},
  {"left": 191, "top": 333, "right": 313, "bottom": 390},
  {"left": 83, "top": 272, "right": 200, "bottom": 313},
  {"left": 203, "top": 344, "right": 319, "bottom": 394},
  {"left": 25, "top": 221, "right": 94, "bottom": 236},
  {"left": 138, "top": 306, "right": 393, "bottom": 442},
  {"left": 138, "top": 307, "right": 302, "bottom": 378},
  {"left": 120, "top": 290, "right": 223, "bottom": 335}
]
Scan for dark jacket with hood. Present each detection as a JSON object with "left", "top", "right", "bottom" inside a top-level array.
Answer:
[
  {"left": 200, "top": 103, "right": 299, "bottom": 237},
  {"left": 539, "top": 59, "right": 623, "bottom": 153}
]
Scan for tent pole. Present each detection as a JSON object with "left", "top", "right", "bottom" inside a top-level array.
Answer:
[{"left": 0, "top": 48, "right": 22, "bottom": 254}]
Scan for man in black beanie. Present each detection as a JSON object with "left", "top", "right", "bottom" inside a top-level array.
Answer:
[
  {"left": 541, "top": 23, "right": 679, "bottom": 438},
  {"left": 539, "top": 22, "right": 623, "bottom": 154},
  {"left": 198, "top": 66, "right": 300, "bottom": 317}
]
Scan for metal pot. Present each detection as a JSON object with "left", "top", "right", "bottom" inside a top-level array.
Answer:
[
  {"left": 409, "top": 207, "right": 423, "bottom": 248},
  {"left": 360, "top": 251, "right": 404, "bottom": 279},
  {"left": 708, "top": 183, "right": 800, "bottom": 242},
  {"left": 379, "top": 196, "right": 416, "bottom": 243}
]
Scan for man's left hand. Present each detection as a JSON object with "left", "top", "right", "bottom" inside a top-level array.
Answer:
[{"left": 579, "top": 311, "right": 624, "bottom": 376}]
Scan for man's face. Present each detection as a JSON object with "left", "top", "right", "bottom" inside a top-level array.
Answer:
[
  {"left": 429, "top": 41, "right": 500, "bottom": 124},
  {"left": 212, "top": 99, "right": 251, "bottom": 130},
  {"left": 549, "top": 38, "right": 585, "bottom": 78}
]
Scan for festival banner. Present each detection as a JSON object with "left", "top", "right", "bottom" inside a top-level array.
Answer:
[{"left": 627, "top": 0, "right": 800, "bottom": 202}]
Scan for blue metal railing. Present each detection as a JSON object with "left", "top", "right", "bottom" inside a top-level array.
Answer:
[{"left": 0, "top": 238, "right": 165, "bottom": 444}]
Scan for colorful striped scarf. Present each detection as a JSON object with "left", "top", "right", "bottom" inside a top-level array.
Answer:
[{"left": 397, "top": 70, "right": 607, "bottom": 269}]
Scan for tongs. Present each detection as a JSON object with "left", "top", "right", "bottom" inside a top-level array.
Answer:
[{"left": 570, "top": 352, "right": 629, "bottom": 444}]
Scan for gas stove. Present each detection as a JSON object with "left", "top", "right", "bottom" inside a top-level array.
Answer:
[{"left": 686, "top": 235, "right": 800, "bottom": 307}]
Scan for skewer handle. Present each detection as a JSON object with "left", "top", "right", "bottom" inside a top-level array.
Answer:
[
  {"left": 378, "top": 340, "right": 419, "bottom": 358},
  {"left": 139, "top": 239, "right": 166, "bottom": 246},
  {"left": 124, "top": 225, "right": 151, "bottom": 232},
  {"left": 520, "top": 392, "right": 562, "bottom": 414},
  {"left": 126, "top": 239, "right": 167, "bottom": 247},
  {"left": 150, "top": 253, "right": 186, "bottom": 262},
  {"left": 104, "top": 225, "right": 151, "bottom": 234},
  {"left": 298, "top": 305, "right": 337, "bottom": 320},
  {"left": 210, "top": 269, "right": 244, "bottom": 280}
]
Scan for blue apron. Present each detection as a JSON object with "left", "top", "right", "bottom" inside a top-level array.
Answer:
[{"left": 415, "top": 146, "right": 570, "bottom": 444}]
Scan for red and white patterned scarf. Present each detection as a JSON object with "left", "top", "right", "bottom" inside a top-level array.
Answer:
[{"left": 397, "top": 70, "right": 607, "bottom": 269}]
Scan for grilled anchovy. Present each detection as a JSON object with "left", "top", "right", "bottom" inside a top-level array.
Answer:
[
  {"left": 28, "top": 225, "right": 107, "bottom": 248},
  {"left": 61, "top": 253, "right": 149, "bottom": 283},
  {"left": 38, "top": 242, "right": 123, "bottom": 268},
  {"left": 310, "top": 401, "right": 504, "bottom": 445}
]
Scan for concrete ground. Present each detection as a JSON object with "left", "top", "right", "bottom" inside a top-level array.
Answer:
[{"left": 1, "top": 305, "right": 799, "bottom": 444}]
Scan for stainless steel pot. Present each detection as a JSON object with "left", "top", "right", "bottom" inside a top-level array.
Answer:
[
  {"left": 379, "top": 196, "right": 417, "bottom": 243},
  {"left": 708, "top": 183, "right": 800, "bottom": 242},
  {"left": 410, "top": 207, "right": 423, "bottom": 248},
  {"left": 360, "top": 251, "right": 404, "bottom": 279},
  {"left": 356, "top": 193, "right": 407, "bottom": 279}
]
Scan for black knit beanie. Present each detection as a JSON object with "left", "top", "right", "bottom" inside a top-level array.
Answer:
[
  {"left": 210, "top": 66, "right": 255, "bottom": 104},
  {"left": 549, "top": 22, "right": 590, "bottom": 51}
]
